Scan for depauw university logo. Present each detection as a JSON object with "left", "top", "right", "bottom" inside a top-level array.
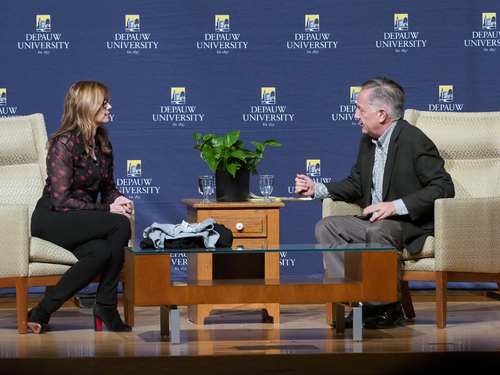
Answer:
[
  {"left": 36, "top": 15, "right": 51, "bottom": 32},
  {"left": 306, "top": 159, "right": 321, "bottom": 177},
  {"left": 439, "top": 86, "right": 453, "bottom": 103},
  {"left": 0, "top": 89, "right": 6, "bottom": 106},
  {"left": 305, "top": 15, "right": 319, "bottom": 32},
  {"left": 126, "top": 15, "right": 140, "bottom": 32},
  {"left": 394, "top": 14, "right": 408, "bottom": 31},
  {"left": 331, "top": 85, "right": 358, "bottom": 123},
  {"left": 261, "top": 87, "right": 276, "bottom": 105},
  {"left": 215, "top": 15, "right": 229, "bottom": 32},
  {"left": 171, "top": 87, "right": 186, "bottom": 105},
  {"left": 482, "top": 13, "right": 496, "bottom": 30},
  {"left": 127, "top": 160, "right": 141, "bottom": 177},
  {"left": 350, "top": 86, "right": 361, "bottom": 104}
]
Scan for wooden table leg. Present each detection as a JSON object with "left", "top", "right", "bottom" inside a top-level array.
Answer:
[{"left": 335, "top": 303, "right": 345, "bottom": 334}]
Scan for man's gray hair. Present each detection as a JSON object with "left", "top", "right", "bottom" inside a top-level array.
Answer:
[{"left": 360, "top": 77, "right": 405, "bottom": 120}]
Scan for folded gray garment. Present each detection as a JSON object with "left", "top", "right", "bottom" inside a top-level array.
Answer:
[{"left": 143, "top": 218, "right": 220, "bottom": 249}]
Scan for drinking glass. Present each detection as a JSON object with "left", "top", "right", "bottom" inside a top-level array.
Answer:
[
  {"left": 199, "top": 175, "right": 214, "bottom": 203},
  {"left": 259, "top": 174, "right": 274, "bottom": 202}
]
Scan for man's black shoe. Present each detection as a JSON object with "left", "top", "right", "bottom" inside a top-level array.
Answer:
[
  {"left": 330, "top": 309, "right": 354, "bottom": 329},
  {"left": 363, "top": 301, "right": 405, "bottom": 329},
  {"left": 330, "top": 304, "right": 379, "bottom": 329}
]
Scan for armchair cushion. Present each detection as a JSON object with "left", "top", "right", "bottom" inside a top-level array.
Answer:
[
  {"left": 0, "top": 118, "right": 40, "bottom": 165},
  {"left": 0, "top": 204, "right": 30, "bottom": 278},
  {"left": 28, "top": 262, "right": 72, "bottom": 277},
  {"left": 322, "top": 199, "right": 363, "bottom": 217},
  {"left": 30, "top": 237, "right": 78, "bottom": 265},
  {"left": 0, "top": 164, "right": 45, "bottom": 220},
  {"left": 402, "top": 236, "right": 434, "bottom": 261},
  {"left": 404, "top": 110, "right": 500, "bottom": 200}
]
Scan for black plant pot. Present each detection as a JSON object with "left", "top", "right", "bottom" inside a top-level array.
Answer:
[{"left": 215, "top": 169, "right": 250, "bottom": 202}]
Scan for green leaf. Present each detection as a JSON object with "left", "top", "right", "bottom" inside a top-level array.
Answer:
[
  {"left": 251, "top": 141, "right": 264, "bottom": 152},
  {"left": 226, "top": 163, "right": 238, "bottom": 178},
  {"left": 206, "top": 158, "right": 220, "bottom": 173},
  {"left": 234, "top": 140, "right": 245, "bottom": 149},
  {"left": 202, "top": 134, "right": 217, "bottom": 142},
  {"left": 223, "top": 131, "right": 240, "bottom": 148},
  {"left": 264, "top": 139, "right": 281, "bottom": 146},
  {"left": 231, "top": 149, "right": 249, "bottom": 161}
]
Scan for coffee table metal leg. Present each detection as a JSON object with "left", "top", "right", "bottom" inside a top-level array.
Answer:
[
  {"left": 352, "top": 304, "right": 362, "bottom": 341},
  {"left": 160, "top": 305, "right": 181, "bottom": 344},
  {"left": 170, "top": 308, "right": 180, "bottom": 344}
]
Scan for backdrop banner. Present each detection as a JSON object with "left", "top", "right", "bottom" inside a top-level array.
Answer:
[{"left": 1, "top": 0, "right": 498, "bottom": 288}]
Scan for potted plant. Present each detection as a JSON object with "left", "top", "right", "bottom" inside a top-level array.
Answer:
[{"left": 193, "top": 131, "right": 281, "bottom": 201}]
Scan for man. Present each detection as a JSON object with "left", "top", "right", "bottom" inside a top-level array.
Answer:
[{"left": 295, "top": 77, "right": 455, "bottom": 329}]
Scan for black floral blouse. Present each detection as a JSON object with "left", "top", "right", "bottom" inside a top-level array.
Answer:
[{"left": 42, "top": 131, "right": 124, "bottom": 212}]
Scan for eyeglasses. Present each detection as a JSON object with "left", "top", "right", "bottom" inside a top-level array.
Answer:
[{"left": 102, "top": 98, "right": 110, "bottom": 108}]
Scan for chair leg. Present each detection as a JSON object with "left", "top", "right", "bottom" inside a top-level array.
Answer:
[
  {"left": 326, "top": 302, "right": 336, "bottom": 325},
  {"left": 400, "top": 280, "right": 416, "bottom": 319},
  {"left": 324, "top": 267, "right": 335, "bottom": 324},
  {"left": 122, "top": 280, "right": 132, "bottom": 326},
  {"left": 436, "top": 271, "right": 448, "bottom": 328},
  {"left": 16, "top": 278, "right": 29, "bottom": 334}
]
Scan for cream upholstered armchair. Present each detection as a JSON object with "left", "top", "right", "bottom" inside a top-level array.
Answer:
[
  {"left": 322, "top": 110, "right": 500, "bottom": 328},
  {"left": 0, "top": 114, "right": 134, "bottom": 333}
]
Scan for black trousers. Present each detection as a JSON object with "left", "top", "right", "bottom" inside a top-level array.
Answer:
[{"left": 31, "top": 197, "right": 131, "bottom": 314}]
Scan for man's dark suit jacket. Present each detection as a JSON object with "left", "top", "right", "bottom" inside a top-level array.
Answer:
[{"left": 324, "top": 119, "right": 455, "bottom": 253}]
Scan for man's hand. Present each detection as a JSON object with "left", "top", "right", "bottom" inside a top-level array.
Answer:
[
  {"left": 363, "top": 202, "right": 397, "bottom": 222},
  {"left": 295, "top": 174, "right": 316, "bottom": 196}
]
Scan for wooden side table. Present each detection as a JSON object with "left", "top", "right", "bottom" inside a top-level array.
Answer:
[{"left": 182, "top": 199, "right": 284, "bottom": 324}]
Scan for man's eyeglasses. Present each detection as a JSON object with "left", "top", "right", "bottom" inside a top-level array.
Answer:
[{"left": 102, "top": 98, "right": 110, "bottom": 108}]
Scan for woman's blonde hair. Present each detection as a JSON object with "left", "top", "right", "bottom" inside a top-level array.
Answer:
[{"left": 48, "top": 81, "right": 111, "bottom": 154}]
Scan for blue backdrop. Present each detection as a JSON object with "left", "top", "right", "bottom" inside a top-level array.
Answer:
[{"left": 1, "top": 0, "right": 499, "bottom": 287}]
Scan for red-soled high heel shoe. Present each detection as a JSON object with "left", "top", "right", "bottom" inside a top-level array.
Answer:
[
  {"left": 27, "top": 305, "right": 51, "bottom": 334},
  {"left": 93, "top": 302, "right": 132, "bottom": 332}
]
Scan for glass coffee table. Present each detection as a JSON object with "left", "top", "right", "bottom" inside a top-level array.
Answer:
[{"left": 123, "top": 244, "right": 397, "bottom": 343}]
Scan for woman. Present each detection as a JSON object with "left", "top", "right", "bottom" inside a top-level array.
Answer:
[{"left": 28, "top": 81, "right": 134, "bottom": 334}]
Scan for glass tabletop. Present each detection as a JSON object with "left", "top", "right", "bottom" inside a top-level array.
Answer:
[{"left": 125, "top": 243, "right": 396, "bottom": 255}]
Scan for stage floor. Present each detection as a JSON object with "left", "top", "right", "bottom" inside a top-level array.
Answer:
[{"left": 1, "top": 294, "right": 500, "bottom": 374}]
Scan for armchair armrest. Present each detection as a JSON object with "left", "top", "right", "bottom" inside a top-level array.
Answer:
[
  {"left": 434, "top": 197, "right": 500, "bottom": 273},
  {"left": 322, "top": 197, "right": 363, "bottom": 218},
  {"left": 0, "top": 204, "right": 30, "bottom": 278}
]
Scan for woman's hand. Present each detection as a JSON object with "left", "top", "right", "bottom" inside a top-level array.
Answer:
[{"left": 110, "top": 196, "right": 134, "bottom": 218}]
